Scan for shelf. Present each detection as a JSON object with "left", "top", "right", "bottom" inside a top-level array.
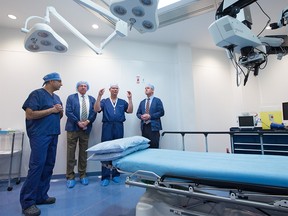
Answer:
[
  {"left": 0, "top": 130, "right": 19, "bottom": 134},
  {"left": 234, "top": 143, "right": 261, "bottom": 146},
  {"left": 0, "top": 149, "right": 21, "bottom": 156},
  {"left": 0, "top": 131, "right": 24, "bottom": 191}
]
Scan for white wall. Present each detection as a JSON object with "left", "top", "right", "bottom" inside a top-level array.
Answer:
[
  {"left": 0, "top": 28, "right": 178, "bottom": 176},
  {"left": 1, "top": 27, "right": 288, "bottom": 177},
  {"left": 230, "top": 55, "right": 288, "bottom": 118}
]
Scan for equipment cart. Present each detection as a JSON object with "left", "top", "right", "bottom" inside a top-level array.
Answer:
[{"left": 0, "top": 130, "right": 24, "bottom": 191}]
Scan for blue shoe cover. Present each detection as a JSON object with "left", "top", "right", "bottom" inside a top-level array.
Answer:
[
  {"left": 67, "top": 179, "right": 76, "bottom": 188},
  {"left": 101, "top": 179, "right": 110, "bottom": 187},
  {"left": 112, "top": 176, "right": 120, "bottom": 183},
  {"left": 80, "top": 177, "right": 89, "bottom": 185}
]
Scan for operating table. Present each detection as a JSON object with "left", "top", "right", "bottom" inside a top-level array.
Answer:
[{"left": 112, "top": 149, "right": 288, "bottom": 216}]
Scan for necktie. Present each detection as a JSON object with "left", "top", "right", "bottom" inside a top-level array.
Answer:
[
  {"left": 145, "top": 98, "right": 150, "bottom": 114},
  {"left": 81, "top": 95, "right": 88, "bottom": 121}
]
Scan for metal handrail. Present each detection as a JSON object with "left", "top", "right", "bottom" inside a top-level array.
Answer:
[{"left": 161, "top": 130, "right": 288, "bottom": 152}]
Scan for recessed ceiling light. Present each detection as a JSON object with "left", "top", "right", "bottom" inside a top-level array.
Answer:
[
  {"left": 92, "top": 24, "right": 99, "bottom": 29},
  {"left": 8, "top": 14, "right": 17, "bottom": 20}
]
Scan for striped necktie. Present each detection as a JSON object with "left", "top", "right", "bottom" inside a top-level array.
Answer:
[
  {"left": 81, "top": 95, "right": 88, "bottom": 121},
  {"left": 145, "top": 98, "right": 150, "bottom": 114}
]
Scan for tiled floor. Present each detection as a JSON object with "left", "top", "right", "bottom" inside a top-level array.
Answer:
[
  {"left": 2, "top": 175, "right": 287, "bottom": 216},
  {"left": 0, "top": 175, "right": 145, "bottom": 216}
]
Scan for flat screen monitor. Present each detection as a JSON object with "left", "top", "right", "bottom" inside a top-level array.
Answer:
[
  {"left": 282, "top": 102, "right": 288, "bottom": 120},
  {"left": 238, "top": 116, "right": 255, "bottom": 128}
]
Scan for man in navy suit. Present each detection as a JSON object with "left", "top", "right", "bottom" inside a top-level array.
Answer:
[
  {"left": 136, "top": 84, "right": 164, "bottom": 148},
  {"left": 65, "top": 81, "right": 97, "bottom": 188}
]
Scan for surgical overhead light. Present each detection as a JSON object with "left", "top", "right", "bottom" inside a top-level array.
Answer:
[
  {"left": 21, "top": 5, "right": 128, "bottom": 54},
  {"left": 23, "top": 23, "right": 68, "bottom": 53},
  {"left": 109, "top": 0, "right": 159, "bottom": 33}
]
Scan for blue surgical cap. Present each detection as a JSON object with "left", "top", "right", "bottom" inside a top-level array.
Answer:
[
  {"left": 42, "top": 72, "right": 61, "bottom": 86},
  {"left": 145, "top": 83, "right": 154, "bottom": 90},
  {"left": 76, "top": 81, "right": 89, "bottom": 91}
]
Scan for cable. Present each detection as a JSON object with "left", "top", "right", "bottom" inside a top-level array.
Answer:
[
  {"left": 255, "top": 2, "right": 271, "bottom": 37},
  {"left": 243, "top": 69, "right": 250, "bottom": 86},
  {"left": 228, "top": 49, "right": 245, "bottom": 86},
  {"left": 259, "top": 119, "right": 270, "bottom": 129}
]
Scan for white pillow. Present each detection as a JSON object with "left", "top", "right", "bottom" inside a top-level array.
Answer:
[
  {"left": 87, "top": 136, "right": 150, "bottom": 154},
  {"left": 87, "top": 143, "right": 150, "bottom": 161}
]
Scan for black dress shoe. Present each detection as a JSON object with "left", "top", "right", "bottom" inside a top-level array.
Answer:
[
  {"left": 22, "top": 205, "right": 41, "bottom": 216},
  {"left": 36, "top": 197, "right": 56, "bottom": 205}
]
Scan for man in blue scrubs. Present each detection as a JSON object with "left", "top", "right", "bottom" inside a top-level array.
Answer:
[
  {"left": 94, "top": 84, "right": 133, "bottom": 186},
  {"left": 20, "top": 72, "right": 63, "bottom": 216},
  {"left": 136, "top": 84, "right": 164, "bottom": 148}
]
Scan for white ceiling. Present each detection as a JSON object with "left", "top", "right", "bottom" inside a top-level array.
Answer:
[{"left": 1, "top": 0, "right": 287, "bottom": 50}]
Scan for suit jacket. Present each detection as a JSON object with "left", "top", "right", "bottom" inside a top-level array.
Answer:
[
  {"left": 65, "top": 93, "right": 97, "bottom": 134},
  {"left": 136, "top": 97, "right": 164, "bottom": 132}
]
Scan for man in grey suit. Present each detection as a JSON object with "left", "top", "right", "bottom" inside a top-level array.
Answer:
[
  {"left": 136, "top": 84, "right": 164, "bottom": 148},
  {"left": 65, "top": 81, "right": 97, "bottom": 188}
]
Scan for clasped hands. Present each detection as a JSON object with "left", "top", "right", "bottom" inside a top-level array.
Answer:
[
  {"left": 78, "top": 120, "right": 89, "bottom": 129},
  {"left": 52, "top": 104, "right": 63, "bottom": 113},
  {"left": 141, "top": 113, "right": 150, "bottom": 121}
]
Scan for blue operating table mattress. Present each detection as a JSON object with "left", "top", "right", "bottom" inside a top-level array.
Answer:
[{"left": 113, "top": 149, "right": 288, "bottom": 194}]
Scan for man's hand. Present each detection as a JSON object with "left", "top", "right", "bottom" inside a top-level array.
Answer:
[
  {"left": 98, "top": 88, "right": 105, "bottom": 97},
  {"left": 52, "top": 104, "right": 63, "bottom": 113},
  {"left": 127, "top": 91, "right": 132, "bottom": 99}
]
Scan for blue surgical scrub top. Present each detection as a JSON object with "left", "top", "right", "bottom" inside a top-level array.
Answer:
[
  {"left": 100, "top": 98, "right": 128, "bottom": 122},
  {"left": 22, "top": 88, "right": 62, "bottom": 137}
]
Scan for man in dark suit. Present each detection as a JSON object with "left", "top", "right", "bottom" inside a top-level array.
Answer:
[
  {"left": 136, "top": 84, "right": 164, "bottom": 148},
  {"left": 65, "top": 81, "right": 97, "bottom": 188}
]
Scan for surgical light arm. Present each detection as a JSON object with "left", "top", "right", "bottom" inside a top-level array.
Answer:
[
  {"left": 216, "top": 0, "right": 257, "bottom": 19},
  {"left": 73, "top": 0, "right": 128, "bottom": 49},
  {"left": 74, "top": 0, "right": 119, "bottom": 25},
  {"left": 21, "top": 6, "right": 128, "bottom": 54}
]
